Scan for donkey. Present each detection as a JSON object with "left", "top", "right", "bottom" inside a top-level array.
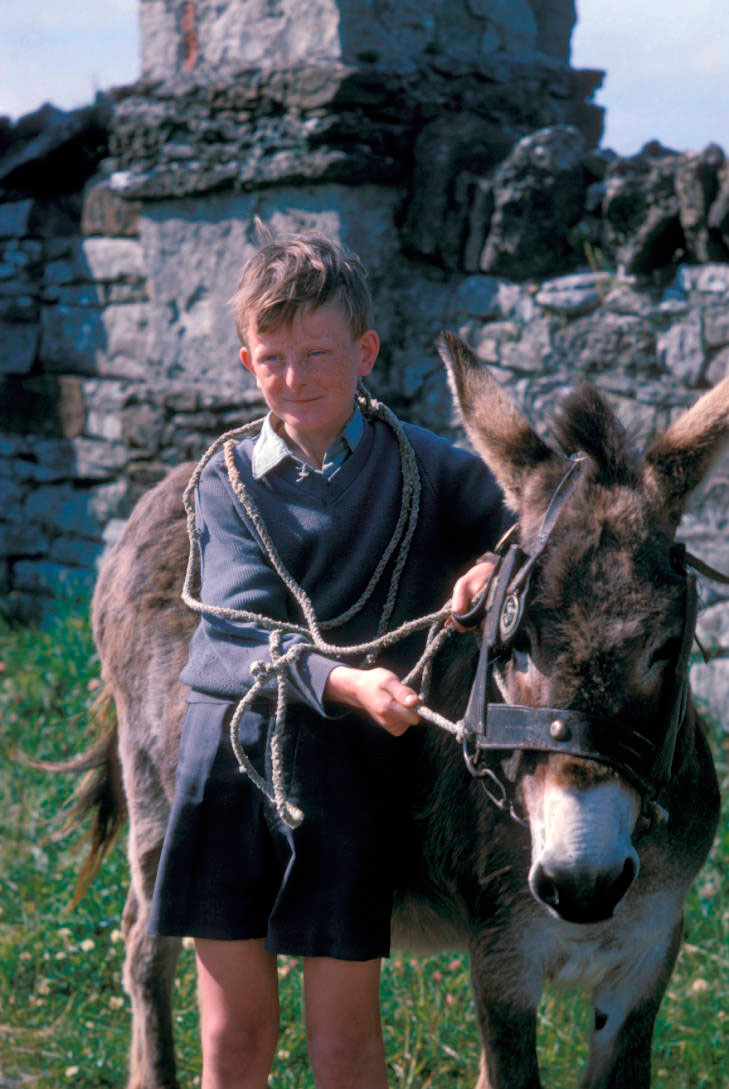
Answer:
[{"left": 73, "top": 334, "right": 727, "bottom": 1089}]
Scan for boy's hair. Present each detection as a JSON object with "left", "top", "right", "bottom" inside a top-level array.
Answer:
[{"left": 231, "top": 221, "right": 374, "bottom": 347}]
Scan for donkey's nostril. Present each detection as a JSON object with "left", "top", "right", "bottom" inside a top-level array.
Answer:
[
  {"left": 533, "top": 867, "right": 561, "bottom": 911},
  {"left": 530, "top": 852, "right": 638, "bottom": 924}
]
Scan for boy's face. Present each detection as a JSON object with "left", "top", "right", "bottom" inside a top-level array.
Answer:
[{"left": 240, "top": 303, "right": 379, "bottom": 456}]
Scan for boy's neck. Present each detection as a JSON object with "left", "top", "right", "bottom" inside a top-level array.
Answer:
[
  {"left": 273, "top": 417, "right": 342, "bottom": 470},
  {"left": 282, "top": 428, "right": 328, "bottom": 470}
]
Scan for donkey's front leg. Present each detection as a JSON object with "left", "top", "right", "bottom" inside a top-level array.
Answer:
[
  {"left": 579, "top": 919, "right": 682, "bottom": 1089},
  {"left": 469, "top": 949, "right": 541, "bottom": 1089}
]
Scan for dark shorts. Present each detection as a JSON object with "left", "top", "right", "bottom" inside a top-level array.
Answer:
[{"left": 148, "top": 694, "right": 406, "bottom": 960}]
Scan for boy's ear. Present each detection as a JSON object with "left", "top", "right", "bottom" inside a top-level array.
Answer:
[
  {"left": 357, "top": 330, "right": 379, "bottom": 376},
  {"left": 240, "top": 346, "right": 254, "bottom": 375}
]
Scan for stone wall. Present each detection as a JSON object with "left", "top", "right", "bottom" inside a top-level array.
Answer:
[{"left": 1, "top": 0, "right": 728, "bottom": 723}]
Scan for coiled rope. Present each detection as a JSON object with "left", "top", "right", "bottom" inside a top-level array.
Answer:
[{"left": 181, "top": 387, "right": 463, "bottom": 828}]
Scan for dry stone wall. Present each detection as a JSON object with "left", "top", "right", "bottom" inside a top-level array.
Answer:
[{"left": 1, "top": 6, "right": 728, "bottom": 722}]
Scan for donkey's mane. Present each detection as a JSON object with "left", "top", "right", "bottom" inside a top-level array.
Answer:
[{"left": 550, "top": 384, "right": 641, "bottom": 489}]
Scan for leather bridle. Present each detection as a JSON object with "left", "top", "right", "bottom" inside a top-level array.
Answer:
[{"left": 452, "top": 454, "right": 703, "bottom": 827}]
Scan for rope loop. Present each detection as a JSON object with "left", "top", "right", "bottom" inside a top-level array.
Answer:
[{"left": 181, "top": 394, "right": 463, "bottom": 827}]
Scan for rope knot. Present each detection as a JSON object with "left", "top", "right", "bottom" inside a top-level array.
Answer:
[{"left": 249, "top": 659, "right": 271, "bottom": 680}]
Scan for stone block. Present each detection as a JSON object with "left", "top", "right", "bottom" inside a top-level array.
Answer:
[
  {"left": 554, "top": 312, "right": 656, "bottom": 377},
  {"left": 22, "top": 436, "right": 128, "bottom": 482},
  {"left": 43, "top": 259, "right": 75, "bottom": 286},
  {"left": 691, "top": 656, "right": 729, "bottom": 730},
  {"left": 479, "top": 125, "right": 589, "bottom": 280},
  {"left": 85, "top": 409, "right": 125, "bottom": 442},
  {"left": 703, "top": 307, "right": 729, "bottom": 349},
  {"left": 122, "top": 403, "right": 166, "bottom": 451},
  {"left": 40, "top": 302, "right": 151, "bottom": 378},
  {"left": 675, "top": 264, "right": 729, "bottom": 295},
  {"left": 25, "top": 485, "right": 101, "bottom": 537},
  {"left": 164, "top": 386, "right": 200, "bottom": 412},
  {"left": 656, "top": 318, "right": 705, "bottom": 386},
  {"left": 82, "top": 378, "right": 141, "bottom": 413},
  {"left": 12, "top": 559, "right": 94, "bottom": 595},
  {"left": 674, "top": 145, "right": 728, "bottom": 263},
  {"left": 0, "top": 512, "right": 49, "bottom": 557},
  {"left": 535, "top": 273, "right": 611, "bottom": 317},
  {"left": 46, "top": 283, "right": 106, "bottom": 307},
  {"left": 706, "top": 346, "right": 729, "bottom": 386},
  {"left": 0, "top": 321, "right": 39, "bottom": 375},
  {"left": 0, "top": 199, "right": 34, "bottom": 238},
  {"left": 70, "top": 437, "right": 129, "bottom": 479},
  {"left": 81, "top": 180, "right": 142, "bottom": 238},
  {"left": 57, "top": 376, "right": 86, "bottom": 438},
  {"left": 15, "top": 449, "right": 72, "bottom": 484},
  {"left": 49, "top": 535, "right": 104, "bottom": 568},
  {"left": 697, "top": 600, "right": 729, "bottom": 650},
  {"left": 89, "top": 479, "right": 134, "bottom": 522},
  {"left": 500, "top": 318, "right": 556, "bottom": 374},
  {"left": 459, "top": 320, "right": 520, "bottom": 366},
  {"left": 139, "top": 0, "right": 559, "bottom": 78},
  {"left": 404, "top": 115, "right": 512, "bottom": 268},
  {"left": 107, "top": 282, "right": 148, "bottom": 303},
  {"left": 0, "top": 293, "right": 37, "bottom": 321},
  {"left": 0, "top": 474, "right": 23, "bottom": 506},
  {"left": 451, "top": 277, "right": 502, "bottom": 321},
  {"left": 81, "top": 238, "right": 146, "bottom": 282}
]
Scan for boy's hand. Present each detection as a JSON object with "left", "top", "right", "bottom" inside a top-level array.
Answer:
[
  {"left": 449, "top": 556, "right": 497, "bottom": 631},
  {"left": 324, "top": 666, "right": 420, "bottom": 735}
]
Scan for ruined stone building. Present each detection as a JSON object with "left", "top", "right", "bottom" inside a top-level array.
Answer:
[{"left": 1, "top": 0, "right": 728, "bottom": 717}]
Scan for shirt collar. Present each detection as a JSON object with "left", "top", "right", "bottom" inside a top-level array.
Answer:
[{"left": 251, "top": 404, "right": 364, "bottom": 480}]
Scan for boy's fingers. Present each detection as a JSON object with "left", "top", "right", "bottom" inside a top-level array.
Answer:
[
  {"left": 384, "top": 681, "right": 420, "bottom": 728},
  {"left": 450, "top": 557, "right": 497, "bottom": 625}
]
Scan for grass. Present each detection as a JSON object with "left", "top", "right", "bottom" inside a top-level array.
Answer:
[{"left": 1, "top": 599, "right": 728, "bottom": 1088}]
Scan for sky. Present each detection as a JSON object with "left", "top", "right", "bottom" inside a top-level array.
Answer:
[{"left": 0, "top": 1, "right": 727, "bottom": 158}]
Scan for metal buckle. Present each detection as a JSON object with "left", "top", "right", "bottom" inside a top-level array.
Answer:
[
  {"left": 499, "top": 590, "right": 525, "bottom": 642},
  {"left": 463, "top": 731, "right": 487, "bottom": 777}
]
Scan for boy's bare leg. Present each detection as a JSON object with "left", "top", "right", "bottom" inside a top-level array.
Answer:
[
  {"left": 303, "top": 957, "right": 388, "bottom": 1089},
  {"left": 195, "top": 937, "right": 280, "bottom": 1089}
]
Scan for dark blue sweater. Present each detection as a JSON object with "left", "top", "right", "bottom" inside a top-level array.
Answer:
[{"left": 180, "top": 416, "right": 507, "bottom": 710}]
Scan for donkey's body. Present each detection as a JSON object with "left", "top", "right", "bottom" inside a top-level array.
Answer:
[{"left": 86, "top": 338, "right": 727, "bottom": 1089}]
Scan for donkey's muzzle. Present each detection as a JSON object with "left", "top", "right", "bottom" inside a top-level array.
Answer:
[{"left": 530, "top": 851, "right": 639, "bottom": 924}]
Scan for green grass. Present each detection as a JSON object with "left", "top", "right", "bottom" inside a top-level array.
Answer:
[{"left": 1, "top": 601, "right": 728, "bottom": 1088}]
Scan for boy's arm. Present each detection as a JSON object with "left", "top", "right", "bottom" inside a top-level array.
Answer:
[{"left": 181, "top": 460, "right": 340, "bottom": 713}]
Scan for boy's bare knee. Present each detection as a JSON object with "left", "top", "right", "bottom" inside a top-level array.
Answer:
[
  {"left": 201, "top": 1011, "right": 279, "bottom": 1089},
  {"left": 307, "top": 1026, "right": 386, "bottom": 1089}
]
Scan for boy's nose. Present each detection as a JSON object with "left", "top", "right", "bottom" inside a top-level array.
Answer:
[{"left": 284, "top": 357, "right": 308, "bottom": 387}]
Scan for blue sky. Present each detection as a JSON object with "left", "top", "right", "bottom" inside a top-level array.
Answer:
[{"left": 0, "top": 1, "right": 727, "bottom": 157}]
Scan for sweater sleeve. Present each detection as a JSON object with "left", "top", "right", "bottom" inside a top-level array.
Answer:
[
  {"left": 409, "top": 424, "right": 513, "bottom": 563},
  {"left": 179, "top": 455, "right": 338, "bottom": 711}
]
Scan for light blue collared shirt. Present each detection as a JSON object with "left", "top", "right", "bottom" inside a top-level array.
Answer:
[{"left": 251, "top": 405, "right": 364, "bottom": 481}]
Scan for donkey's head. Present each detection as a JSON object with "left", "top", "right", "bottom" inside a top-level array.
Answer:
[{"left": 439, "top": 332, "right": 729, "bottom": 925}]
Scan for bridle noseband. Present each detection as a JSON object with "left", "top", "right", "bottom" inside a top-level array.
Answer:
[{"left": 452, "top": 454, "right": 700, "bottom": 828}]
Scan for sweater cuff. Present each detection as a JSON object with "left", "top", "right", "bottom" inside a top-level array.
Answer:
[{"left": 296, "top": 650, "right": 348, "bottom": 719}]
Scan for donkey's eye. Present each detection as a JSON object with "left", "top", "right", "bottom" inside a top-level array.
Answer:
[{"left": 648, "top": 636, "right": 682, "bottom": 669}]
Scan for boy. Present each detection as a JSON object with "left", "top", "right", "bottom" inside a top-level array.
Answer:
[{"left": 149, "top": 227, "right": 506, "bottom": 1089}]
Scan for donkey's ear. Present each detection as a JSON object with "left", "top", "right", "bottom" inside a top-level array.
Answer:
[
  {"left": 437, "top": 332, "right": 556, "bottom": 507},
  {"left": 644, "top": 375, "right": 729, "bottom": 525}
]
